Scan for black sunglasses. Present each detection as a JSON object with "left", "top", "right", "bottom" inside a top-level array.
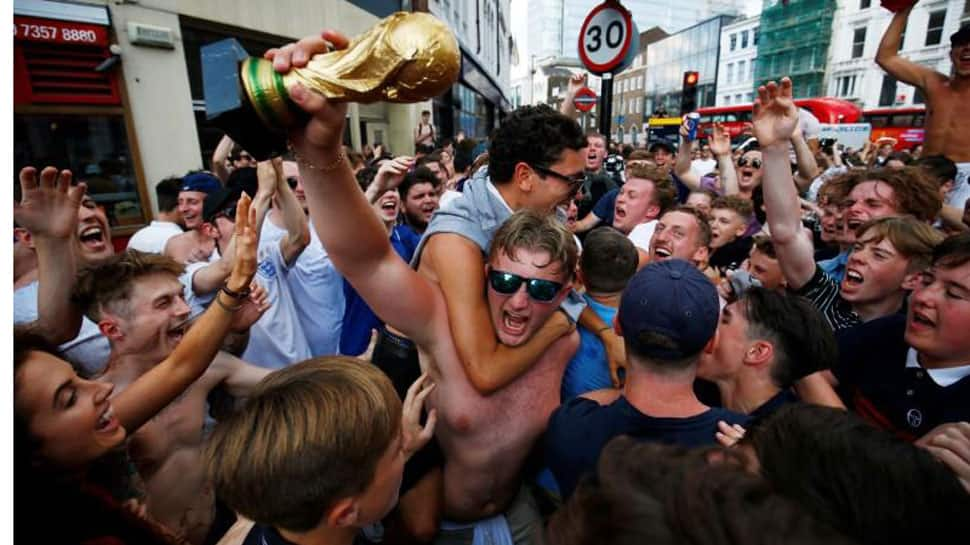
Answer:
[
  {"left": 213, "top": 204, "right": 237, "bottom": 221},
  {"left": 530, "top": 164, "right": 585, "bottom": 191},
  {"left": 737, "top": 157, "right": 762, "bottom": 169},
  {"left": 286, "top": 177, "right": 299, "bottom": 189},
  {"left": 487, "top": 269, "right": 563, "bottom": 302}
]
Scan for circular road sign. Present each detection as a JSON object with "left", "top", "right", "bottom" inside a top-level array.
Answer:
[
  {"left": 573, "top": 86, "right": 598, "bottom": 112},
  {"left": 578, "top": 1, "right": 635, "bottom": 74}
]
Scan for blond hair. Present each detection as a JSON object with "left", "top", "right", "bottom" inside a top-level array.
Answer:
[
  {"left": 488, "top": 209, "right": 578, "bottom": 282},
  {"left": 205, "top": 358, "right": 402, "bottom": 532},
  {"left": 73, "top": 250, "right": 185, "bottom": 322}
]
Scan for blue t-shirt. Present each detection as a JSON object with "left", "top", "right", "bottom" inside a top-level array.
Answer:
[
  {"left": 591, "top": 188, "right": 619, "bottom": 225},
  {"left": 561, "top": 295, "right": 616, "bottom": 401},
  {"left": 819, "top": 250, "right": 849, "bottom": 283},
  {"left": 340, "top": 225, "right": 421, "bottom": 356},
  {"left": 545, "top": 395, "right": 749, "bottom": 498}
]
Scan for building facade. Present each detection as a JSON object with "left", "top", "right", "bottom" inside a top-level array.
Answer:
[
  {"left": 645, "top": 15, "right": 738, "bottom": 116},
  {"left": 13, "top": 0, "right": 481, "bottom": 236},
  {"left": 612, "top": 27, "right": 669, "bottom": 145},
  {"left": 427, "top": 0, "right": 512, "bottom": 140},
  {"left": 754, "top": 0, "right": 836, "bottom": 99},
  {"left": 827, "top": 0, "right": 965, "bottom": 110},
  {"left": 715, "top": 15, "right": 759, "bottom": 106}
]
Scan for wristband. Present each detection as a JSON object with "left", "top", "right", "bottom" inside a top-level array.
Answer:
[
  {"left": 215, "top": 294, "right": 243, "bottom": 312},
  {"left": 221, "top": 283, "right": 251, "bottom": 300}
]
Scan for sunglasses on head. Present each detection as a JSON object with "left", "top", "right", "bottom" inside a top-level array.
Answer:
[
  {"left": 487, "top": 269, "right": 563, "bottom": 302},
  {"left": 530, "top": 164, "right": 585, "bottom": 192},
  {"left": 737, "top": 157, "right": 762, "bottom": 169}
]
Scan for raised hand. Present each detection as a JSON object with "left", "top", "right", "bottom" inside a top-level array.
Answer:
[
  {"left": 229, "top": 281, "right": 270, "bottom": 333},
  {"left": 565, "top": 72, "right": 587, "bottom": 99},
  {"left": 401, "top": 373, "right": 437, "bottom": 460},
  {"left": 709, "top": 122, "right": 732, "bottom": 157},
  {"left": 14, "top": 166, "right": 86, "bottom": 239},
  {"left": 373, "top": 156, "right": 414, "bottom": 194},
  {"left": 715, "top": 420, "right": 747, "bottom": 448},
  {"left": 752, "top": 78, "right": 799, "bottom": 149},
  {"left": 256, "top": 159, "right": 281, "bottom": 200},
  {"left": 265, "top": 31, "right": 351, "bottom": 156},
  {"left": 226, "top": 193, "right": 259, "bottom": 293}
]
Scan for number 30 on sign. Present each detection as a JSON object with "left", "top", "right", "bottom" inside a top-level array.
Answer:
[{"left": 578, "top": 1, "right": 639, "bottom": 74}]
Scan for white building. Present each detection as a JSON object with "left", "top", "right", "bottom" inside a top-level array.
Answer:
[
  {"left": 827, "top": 0, "right": 965, "bottom": 110},
  {"left": 716, "top": 15, "right": 759, "bottom": 106}
]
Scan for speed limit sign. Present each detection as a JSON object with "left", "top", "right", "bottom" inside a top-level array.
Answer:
[{"left": 578, "top": 1, "right": 638, "bottom": 74}]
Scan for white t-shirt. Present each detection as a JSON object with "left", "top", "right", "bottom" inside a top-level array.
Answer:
[
  {"left": 261, "top": 216, "right": 344, "bottom": 356},
  {"left": 627, "top": 220, "right": 658, "bottom": 251},
  {"left": 14, "top": 281, "right": 111, "bottom": 376},
  {"left": 691, "top": 158, "right": 718, "bottom": 176},
  {"left": 179, "top": 261, "right": 216, "bottom": 320},
  {"left": 126, "top": 220, "right": 183, "bottom": 254},
  {"left": 241, "top": 226, "right": 313, "bottom": 368}
]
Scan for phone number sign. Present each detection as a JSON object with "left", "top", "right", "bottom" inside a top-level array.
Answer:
[{"left": 14, "top": 16, "right": 109, "bottom": 47}]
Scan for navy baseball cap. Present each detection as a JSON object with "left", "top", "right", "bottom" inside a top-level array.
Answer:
[
  {"left": 181, "top": 172, "right": 222, "bottom": 195},
  {"left": 203, "top": 187, "right": 241, "bottom": 222},
  {"left": 618, "top": 259, "right": 719, "bottom": 360},
  {"left": 951, "top": 24, "right": 970, "bottom": 46}
]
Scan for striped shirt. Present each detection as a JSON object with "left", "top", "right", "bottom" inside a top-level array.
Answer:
[{"left": 791, "top": 266, "right": 861, "bottom": 332}]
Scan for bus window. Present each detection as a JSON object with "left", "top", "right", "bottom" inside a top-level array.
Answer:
[
  {"left": 739, "top": 111, "right": 752, "bottom": 122},
  {"left": 866, "top": 115, "right": 889, "bottom": 128},
  {"left": 892, "top": 114, "right": 914, "bottom": 127},
  {"left": 912, "top": 114, "right": 924, "bottom": 128}
]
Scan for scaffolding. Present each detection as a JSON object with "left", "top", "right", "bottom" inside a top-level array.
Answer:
[{"left": 753, "top": 0, "right": 837, "bottom": 98}]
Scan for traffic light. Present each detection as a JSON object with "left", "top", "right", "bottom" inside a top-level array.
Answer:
[{"left": 681, "top": 71, "right": 699, "bottom": 115}]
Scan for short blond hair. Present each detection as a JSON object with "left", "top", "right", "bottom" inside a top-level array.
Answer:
[
  {"left": 205, "top": 358, "right": 402, "bottom": 532},
  {"left": 73, "top": 250, "right": 184, "bottom": 322},
  {"left": 488, "top": 210, "right": 578, "bottom": 282}
]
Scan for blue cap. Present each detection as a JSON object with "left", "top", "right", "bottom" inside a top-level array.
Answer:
[
  {"left": 181, "top": 172, "right": 222, "bottom": 195},
  {"left": 618, "top": 259, "right": 719, "bottom": 360}
]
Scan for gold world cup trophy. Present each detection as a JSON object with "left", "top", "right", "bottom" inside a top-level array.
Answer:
[{"left": 202, "top": 12, "right": 460, "bottom": 159}]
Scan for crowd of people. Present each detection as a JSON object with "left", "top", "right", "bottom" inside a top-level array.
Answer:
[{"left": 12, "top": 14, "right": 970, "bottom": 545}]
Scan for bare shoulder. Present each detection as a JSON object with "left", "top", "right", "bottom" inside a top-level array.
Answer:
[{"left": 581, "top": 388, "right": 622, "bottom": 405}]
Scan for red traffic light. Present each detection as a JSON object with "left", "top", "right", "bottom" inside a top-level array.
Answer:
[{"left": 684, "top": 71, "right": 699, "bottom": 86}]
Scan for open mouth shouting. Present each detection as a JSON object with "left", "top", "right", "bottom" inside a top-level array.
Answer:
[
  {"left": 168, "top": 320, "right": 189, "bottom": 346},
  {"left": 96, "top": 403, "right": 121, "bottom": 434},
  {"left": 653, "top": 244, "right": 673, "bottom": 260},
  {"left": 738, "top": 167, "right": 756, "bottom": 187},
  {"left": 501, "top": 311, "right": 529, "bottom": 337},
  {"left": 379, "top": 196, "right": 399, "bottom": 220}
]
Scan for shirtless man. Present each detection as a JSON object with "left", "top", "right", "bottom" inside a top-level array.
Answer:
[
  {"left": 877, "top": 11, "right": 970, "bottom": 205},
  {"left": 74, "top": 199, "right": 271, "bottom": 544},
  {"left": 273, "top": 32, "right": 581, "bottom": 543}
]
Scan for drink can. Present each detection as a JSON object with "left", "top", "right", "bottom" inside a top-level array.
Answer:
[{"left": 685, "top": 112, "right": 700, "bottom": 142}]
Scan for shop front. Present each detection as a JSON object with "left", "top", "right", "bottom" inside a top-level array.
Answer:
[{"left": 14, "top": 0, "right": 150, "bottom": 236}]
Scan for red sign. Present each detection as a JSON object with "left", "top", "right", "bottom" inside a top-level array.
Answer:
[
  {"left": 14, "top": 16, "right": 109, "bottom": 47},
  {"left": 573, "top": 86, "right": 598, "bottom": 112},
  {"left": 577, "top": 1, "right": 635, "bottom": 74},
  {"left": 880, "top": 0, "right": 919, "bottom": 13}
]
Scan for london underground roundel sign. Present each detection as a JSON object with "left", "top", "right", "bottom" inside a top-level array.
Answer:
[{"left": 578, "top": 1, "right": 635, "bottom": 74}]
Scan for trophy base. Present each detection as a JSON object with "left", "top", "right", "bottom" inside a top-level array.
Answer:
[{"left": 202, "top": 39, "right": 302, "bottom": 160}]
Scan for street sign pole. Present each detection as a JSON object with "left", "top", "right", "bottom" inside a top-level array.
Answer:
[{"left": 599, "top": 73, "right": 613, "bottom": 144}]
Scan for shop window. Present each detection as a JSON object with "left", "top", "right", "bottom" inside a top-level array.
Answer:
[{"left": 15, "top": 113, "right": 145, "bottom": 227}]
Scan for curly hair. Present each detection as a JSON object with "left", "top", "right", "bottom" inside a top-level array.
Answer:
[
  {"left": 487, "top": 104, "right": 586, "bottom": 184},
  {"left": 827, "top": 167, "right": 942, "bottom": 222}
]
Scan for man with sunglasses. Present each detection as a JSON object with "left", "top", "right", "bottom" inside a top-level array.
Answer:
[{"left": 275, "top": 33, "right": 584, "bottom": 543}]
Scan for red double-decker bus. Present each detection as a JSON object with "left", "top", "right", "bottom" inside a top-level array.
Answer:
[
  {"left": 862, "top": 107, "right": 925, "bottom": 150},
  {"left": 695, "top": 98, "right": 863, "bottom": 140}
]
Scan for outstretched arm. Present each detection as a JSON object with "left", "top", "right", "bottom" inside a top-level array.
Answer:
[
  {"left": 560, "top": 73, "right": 587, "bottom": 119},
  {"left": 674, "top": 119, "right": 701, "bottom": 191},
  {"left": 268, "top": 159, "right": 311, "bottom": 265},
  {"left": 14, "top": 166, "right": 86, "bottom": 344},
  {"left": 211, "top": 134, "right": 235, "bottom": 183},
  {"left": 709, "top": 122, "right": 739, "bottom": 196},
  {"left": 114, "top": 193, "right": 259, "bottom": 433},
  {"left": 270, "top": 31, "right": 443, "bottom": 349},
  {"left": 876, "top": 6, "right": 940, "bottom": 89},
  {"left": 753, "top": 78, "right": 817, "bottom": 290},
  {"left": 791, "top": 125, "right": 819, "bottom": 192}
]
